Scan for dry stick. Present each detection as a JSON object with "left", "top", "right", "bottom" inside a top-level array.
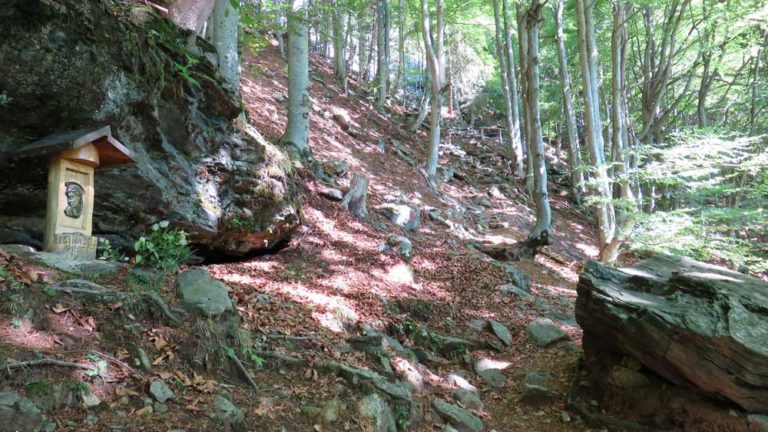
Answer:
[
  {"left": 7, "top": 358, "right": 94, "bottom": 370},
  {"left": 231, "top": 356, "right": 259, "bottom": 393},
  {"left": 265, "top": 334, "right": 318, "bottom": 341}
]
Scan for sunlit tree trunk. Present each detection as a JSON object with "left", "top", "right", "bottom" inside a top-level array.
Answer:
[
  {"left": 576, "top": 0, "right": 615, "bottom": 261},
  {"left": 169, "top": 0, "right": 215, "bottom": 33},
  {"left": 274, "top": 0, "right": 286, "bottom": 59},
  {"left": 375, "top": 0, "right": 390, "bottom": 109},
  {"left": 517, "top": 4, "right": 534, "bottom": 195},
  {"left": 282, "top": 0, "right": 312, "bottom": 159},
  {"left": 393, "top": 0, "right": 406, "bottom": 97},
  {"left": 502, "top": 0, "right": 525, "bottom": 178},
  {"left": 333, "top": 0, "right": 347, "bottom": 91},
  {"left": 208, "top": 0, "right": 240, "bottom": 90},
  {"left": 421, "top": 0, "right": 443, "bottom": 181},
  {"left": 357, "top": 4, "right": 370, "bottom": 80},
  {"left": 410, "top": 66, "right": 431, "bottom": 132},
  {"left": 519, "top": 0, "right": 551, "bottom": 244},
  {"left": 493, "top": 0, "right": 524, "bottom": 177},
  {"left": 553, "top": 0, "right": 584, "bottom": 202}
]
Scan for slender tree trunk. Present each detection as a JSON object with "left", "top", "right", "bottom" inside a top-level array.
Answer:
[
  {"left": 421, "top": 0, "right": 443, "bottom": 181},
  {"left": 169, "top": 0, "right": 216, "bottom": 33},
  {"left": 333, "top": 0, "right": 347, "bottom": 90},
  {"left": 576, "top": 0, "right": 616, "bottom": 261},
  {"left": 517, "top": 4, "right": 534, "bottom": 195},
  {"left": 502, "top": 0, "right": 525, "bottom": 178},
  {"left": 282, "top": 0, "right": 312, "bottom": 159},
  {"left": 493, "top": 0, "right": 524, "bottom": 177},
  {"left": 520, "top": 0, "right": 551, "bottom": 245},
  {"left": 375, "top": 0, "right": 390, "bottom": 109},
  {"left": 393, "top": 0, "right": 406, "bottom": 97},
  {"left": 553, "top": 0, "right": 585, "bottom": 201},
  {"left": 749, "top": 45, "right": 762, "bottom": 134},
  {"left": 208, "top": 0, "right": 240, "bottom": 90},
  {"left": 274, "top": 0, "right": 286, "bottom": 59},
  {"left": 410, "top": 67, "right": 431, "bottom": 132},
  {"left": 357, "top": 6, "right": 369, "bottom": 81}
]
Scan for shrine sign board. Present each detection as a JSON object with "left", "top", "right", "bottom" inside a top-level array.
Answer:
[{"left": 16, "top": 126, "right": 134, "bottom": 259}]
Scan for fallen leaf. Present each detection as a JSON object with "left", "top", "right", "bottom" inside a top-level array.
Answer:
[{"left": 51, "top": 304, "right": 69, "bottom": 314}]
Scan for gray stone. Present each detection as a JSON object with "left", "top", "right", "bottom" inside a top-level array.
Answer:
[
  {"left": 176, "top": 268, "right": 233, "bottom": 317},
  {"left": 428, "top": 210, "right": 452, "bottom": 228},
  {"left": 577, "top": 254, "right": 768, "bottom": 413},
  {"left": 321, "top": 160, "right": 349, "bottom": 177},
  {"left": 452, "top": 389, "right": 484, "bottom": 411},
  {"left": 84, "top": 412, "right": 99, "bottom": 426},
  {"left": 359, "top": 393, "right": 396, "bottom": 432},
  {"left": 214, "top": 395, "right": 244, "bottom": 424},
  {"left": 0, "top": 391, "right": 43, "bottom": 432},
  {"left": 35, "top": 252, "right": 124, "bottom": 277},
  {"left": 523, "top": 372, "right": 552, "bottom": 387},
  {"left": 499, "top": 284, "right": 531, "bottom": 299},
  {"left": 0, "top": 244, "right": 36, "bottom": 255},
  {"left": 378, "top": 204, "right": 421, "bottom": 231},
  {"left": 317, "top": 361, "right": 412, "bottom": 402},
  {"left": 153, "top": 402, "right": 168, "bottom": 414},
  {"left": 519, "top": 384, "right": 558, "bottom": 406},
  {"left": 489, "top": 320, "right": 512, "bottom": 346},
  {"left": 478, "top": 369, "right": 506, "bottom": 388},
  {"left": 432, "top": 398, "right": 484, "bottom": 432},
  {"left": 499, "top": 264, "right": 530, "bottom": 292},
  {"left": 467, "top": 319, "right": 486, "bottom": 331},
  {"left": 319, "top": 187, "right": 344, "bottom": 201},
  {"left": 526, "top": 318, "right": 570, "bottom": 347},
  {"left": 149, "top": 380, "right": 175, "bottom": 403},
  {"left": 81, "top": 392, "right": 101, "bottom": 408},
  {"left": 384, "top": 235, "right": 413, "bottom": 262}
]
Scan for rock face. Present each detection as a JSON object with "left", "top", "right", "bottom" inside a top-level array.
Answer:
[
  {"left": 576, "top": 254, "right": 768, "bottom": 414},
  {"left": 0, "top": 0, "right": 299, "bottom": 256}
]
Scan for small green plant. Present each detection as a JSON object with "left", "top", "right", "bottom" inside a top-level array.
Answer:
[
  {"left": 170, "top": 376, "right": 185, "bottom": 391},
  {"left": 227, "top": 346, "right": 266, "bottom": 369},
  {"left": 0, "top": 265, "right": 22, "bottom": 290},
  {"left": 393, "top": 405, "right": 411, "bottom": 430},
  {"left": 98, "top": 239, "right": 126, "bottom": 262},
  {"left": 134, "top": 221, "right": 192, "bottom": 272},
  {"left": 84, "top": 360, "right": 108, "bottom": 378},
  {"left": 10, "top": 319, "right": 22, "bottom": 328},
  {"left": 73, "top": 381, "right": 90, "bottom": 394},
  {"left": 124, "top": 272, "right": 163, "bottom": 294}
]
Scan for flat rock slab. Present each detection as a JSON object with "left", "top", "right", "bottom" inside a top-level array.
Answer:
[
  {"left": 576, "top": 254, "right": 768, "bottom": 414},
  {"left": 432, "top": 398, "right": 484, "bottom": 432},
  {"left": 359, "top": 393, "right": 397, "bottom": 432},
  {"left": 489, "top": 320, "right": 512, "bottom": 346},
  {"left": 176, "top": 268, "right": 233, "bottom": 317},
  {"left": 149, "top": 380, "right": 174, "bottom": 403},
  {"left": 526, "top": 318, "right": 570, "bottom": 347},
  {"left": 34, "top": 252, "right": 124, "bottom": 276},
  {"left": 478, "top": 369, "right": 506, "bottom": 388}
]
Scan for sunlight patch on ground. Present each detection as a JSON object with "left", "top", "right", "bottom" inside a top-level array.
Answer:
[{"left": 0, "top": 318, "right": 58, "bottom": 350}]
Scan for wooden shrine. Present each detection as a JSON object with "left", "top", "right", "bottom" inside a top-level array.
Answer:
[{"left": 15, "top": 126, "right": 134, "bottom": 259}]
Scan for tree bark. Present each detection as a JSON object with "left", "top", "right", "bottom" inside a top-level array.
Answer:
[
  {"left": 341, "top": 173, "right": 370, "bottom": 218},
  {"left": 553, "top": 0, "right": 585, "bottom": 201},
  {"left": 410, "top": 67, "right": 431, "bottom": 133},
  {"left": 421, "top": 0, "right": 443, "bottom": 181},
  {"left": 517, "top": 4, "right": 534, "bottom": 195},
  {"left": 333, "top": 0, "right": 347, "bottom": 90},
  {"left": 393, "top": 0, "right": 406, "bottom": 97},
  {"left": 502, "top": 0, "right": 525, "bottom": 178},
  {"left": 281, "top": 0, "right": 312, "bottom": 159},
  {"left": 169, "top": 0, "right": 216, "bottom": 34},
  {"left": 208, "top": 0, "right": 240, "bottom": 90},
  {"left": 576, "top": 0, "right": 616, "bottom": 261},
  {"left": 375, "top": 0, "right": 390, "bottom": 109},
  {"left": 357, "top": 4, "right": 370, "bottom": 81}
]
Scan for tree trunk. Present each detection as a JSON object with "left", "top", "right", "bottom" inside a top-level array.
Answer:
[
  {"left": 333, "top": 0, "right": 347, "bottom": 90},
  {"left": 520, "top": 0, "right": 551, "bottom": 246},
  {"left": 169, "top": 0, "right": 216, "bottom": 33},
  {"left": 281, "top": 0, "right": 312, "bottom": 159},
  {"left": 410, "top": 68, "right": 431, "bottom": 133},
  {"left": 341, "top": 173, "right": 370, "bottom": 218},
  {"left": 274, "top": 0, "right": 286, "bottom": 59},
  {"left": 357, "top": 5, "right": 369, "bottom": 81},
  {"left": 517, "top": 4, "right": 534, "bottom": 195},
  {"left": 502, "top": 0, "right": 525, "bottom": 178},
  {"left": 576, "top": 0, "right": 615, "bottom": 261},
  {"left": 393, "top": 0, "right": 406, "bottom": 97},
  {"left": 421, "top": 0, "right": 443, "bottom": 181},
  {"left": 493, "top": 0, "right": 523, "bottom": 177},
  {"left": 553, "top": 0, "right": 585, "bottom": 201},
  {"left": 208, "top": 0, "right": 240, "bottom": 90},
  {"left": 375, "top": 0, "right": 390, "bottom": 109}
]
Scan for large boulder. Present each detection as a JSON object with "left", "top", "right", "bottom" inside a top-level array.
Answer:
[
  {"left": 576, "top": 254, "right": 768, "bottom": 414},
  {"left": 0, "top": 0, "right": 299, "bottom": 256}
]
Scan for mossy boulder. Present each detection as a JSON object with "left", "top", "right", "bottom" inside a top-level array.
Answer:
[{"left": 0, "top": 0, "right": 299, "bottom": 256}]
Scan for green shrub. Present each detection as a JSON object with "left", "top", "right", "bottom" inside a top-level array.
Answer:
[{"left": 134, "top": 221, "right": 192, "bottom": 272}]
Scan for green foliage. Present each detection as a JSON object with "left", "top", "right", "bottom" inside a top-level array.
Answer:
[
  {"left": 226, "top": 346, "right": 266, "bottom": 369},
  {"left": 0, "top": 264, "right": 21, "bottom": 290},
  {"left": 134, "top": 221, "right": 192, "bottom": 272},
  {"left": 393, "top": 405, "right": 411, "bottom": 430},
  {"left": 98, "top": 239, "right": 126, "bottom": 262}
]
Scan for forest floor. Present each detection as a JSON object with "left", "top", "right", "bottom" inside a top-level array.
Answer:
[{"left": 0, "top": 43, "right": 608, "bottom": 432}]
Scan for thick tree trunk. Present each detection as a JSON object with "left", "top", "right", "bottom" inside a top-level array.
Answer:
[
  {"left": 421, "top": 0, "right": 443, "bottom": 181},
  {"left": 341, "top": 173, "right": 370, "bottom": 218},
  {"left": 357, "top": 6, "right": 369, "bottom": 81},
  {"left": 333, "top": 0, "right": 347, "bottom": 90},
  {"left": 576, "top": 0, "right": 615, "bottom": 261},
  {"left": 517, "top": 4, "right": 534, "bottom": 195},
  {"left": 520, "top": 0, "right": 551, "bottom": 245},
  {"left": 375, "top": 0, "right": 390, "bottom": 109},
  {"left": 554, "top": 0, "right": 585, "bottom": 201},
  {"left": 169, "top": 0, "right": 216, "bottom": 34},
  {"left": 281, "top": 0, "right": 312, "bottom": 159},
  {"left": 208, "top": 0, "right": 240, "bottom": 90}
]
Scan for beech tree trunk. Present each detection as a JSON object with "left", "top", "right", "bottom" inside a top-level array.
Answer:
[
  {"left": 517, "top": 4, "right": 534, "bottom": 195},
  {"left": 421, "top": 0, "right": 443, "bottom": 181},
  {"left": 576, "top": 0, "right": 616, "bottom": 261},
  {"left": 493, "top": 0, "right": 523, "bottom": 177},
  {"left": 282, "top": 0, "right": 312, "bottom": 159},
  {"left": 333, "top": 0, "right": 347, "bottom": 90},
  {"left": 519, "top": 0, "right": 551, "bottom": 245},
  {"left": 357, "top": 5, "right": 370, "bottom": 80},
  {"left": 169, "top": 0, "right": 216, "bottom": 34},
  {"left": 502, "top": 0, "right": 524, "bottom": 178},
  {"left": 375, "top": 0, "right": 390, "bottom": 109},
  {"left": 393, "top": 0, "right": 406, "bottom": 97},
  {"left": 410, "top": 68, "right": 431, "bottom": 133},
  {"left": 208, "top": 0, "right": 240, "bottom": 90},
  {"left": 554, "top": 0, "right": 585, "bottom": 201}
]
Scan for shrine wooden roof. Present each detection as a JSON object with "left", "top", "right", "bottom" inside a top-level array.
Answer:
[{"left": 14, "top": 126, "right": 135, "bottom": 167}]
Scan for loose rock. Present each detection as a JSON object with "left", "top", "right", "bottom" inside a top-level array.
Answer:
[
  {"left": 489, "top": 320, "right": 512, "bottom": 346},
  {"left": 214, "top": 395, "right": 244, "bottom": 425},
  {"left": 378, "top": 204, "right": 421, "bottom": 231},
  {"left": 359, "top": 393, "right": 397, "bottom": 432},
  {"left": 432, "top": 398, "right": 484, "bottom": 432},
  {"left": 478, "top": 369, "right": 506, "bottom": 388},
  {"left": 176, "top": 268, "right": 233, "bottom": 317},
  {"left": 149, "top": 380, "right": 175, "bottom": 403},
  {"left": 526, "top": 318, "right": 570, "bottom": 347}
]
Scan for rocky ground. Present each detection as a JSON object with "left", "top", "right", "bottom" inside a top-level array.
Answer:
[{"left": 0, "top": 43, "right": 609, "bottom": 432}]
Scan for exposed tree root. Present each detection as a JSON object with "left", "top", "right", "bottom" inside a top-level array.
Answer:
[
  {"left": 7, "top": 358, "right": 94, "bottom": 371},
  {"left": 472, "top": 230, "right": 550, "bottom": 261},
  {"left": 231, "top": 355, "right": 260, "bottom": 392}
]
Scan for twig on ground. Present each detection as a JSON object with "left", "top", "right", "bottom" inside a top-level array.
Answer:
[
  {"left": 266, "top": 334, "right": 318, "bottom": 341},
  {"left": 230, "top": 355, "right": 259, "bottom": 392},
  {"left": 141, "top": 292, "right": 182, "bottom": 326},
  {"left": 7, "top": 358, "right": 94, "bottom": 371}
]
